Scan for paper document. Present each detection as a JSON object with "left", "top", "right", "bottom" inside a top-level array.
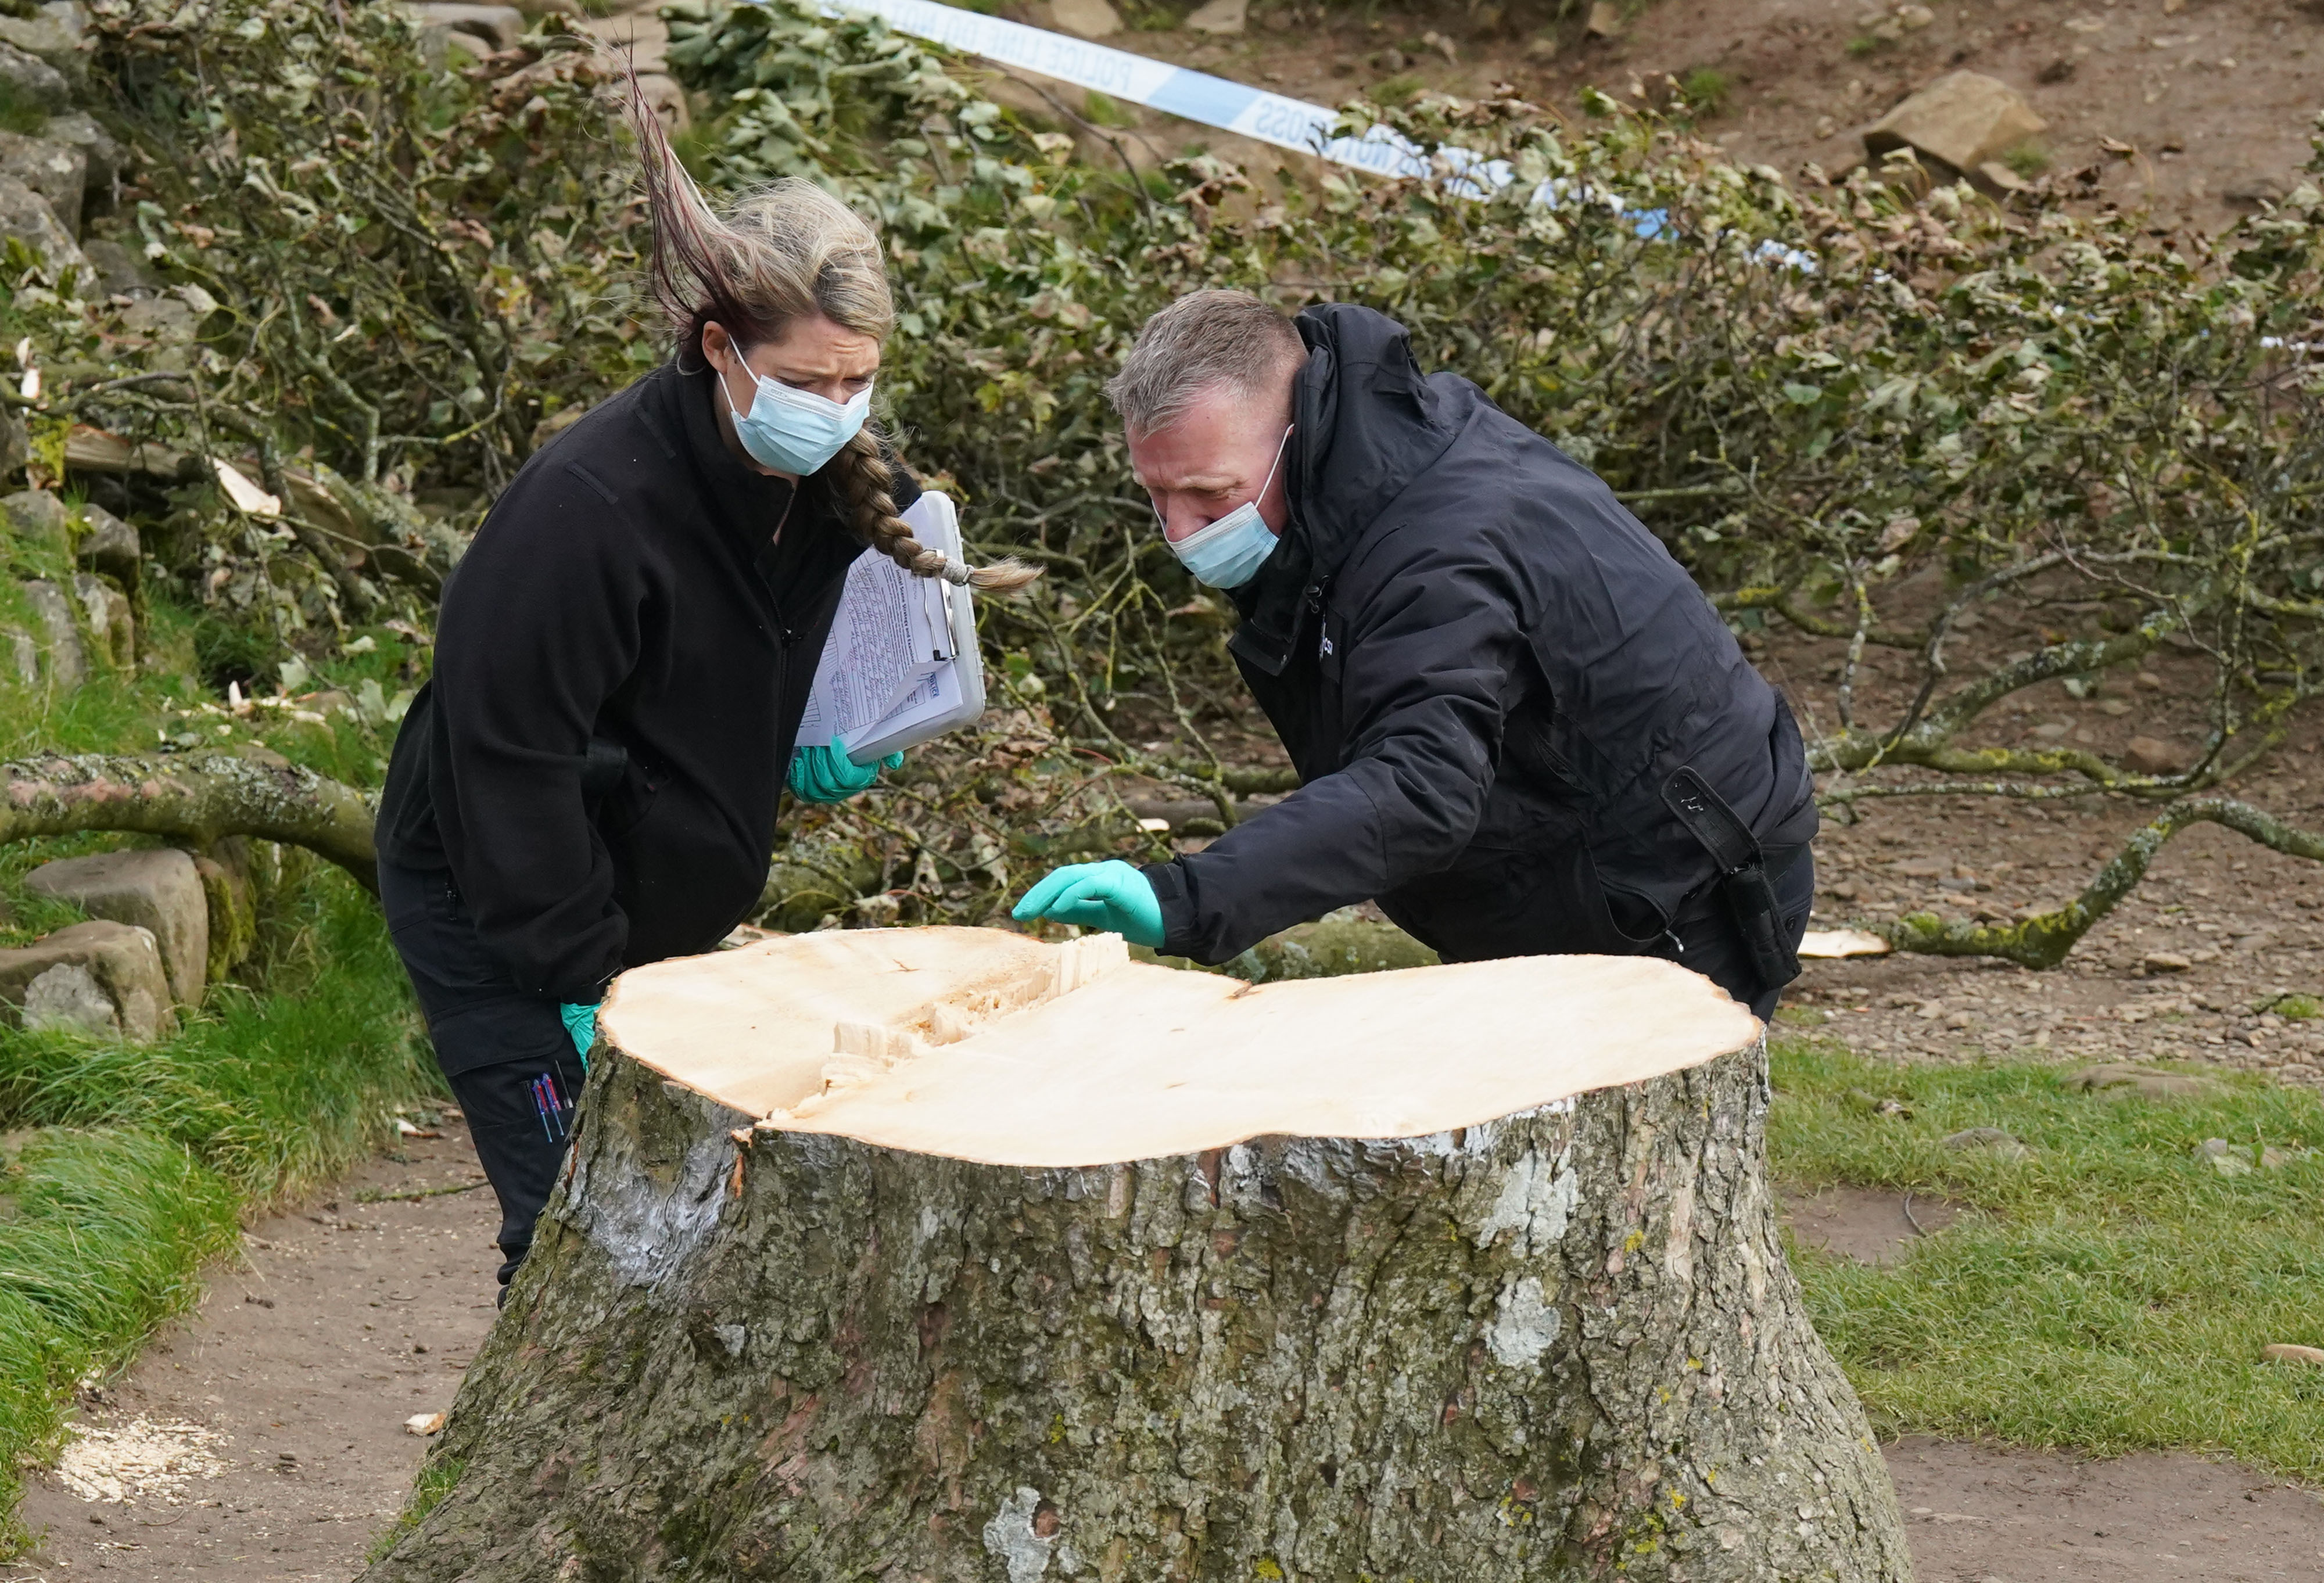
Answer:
[{"left": 797, "top": 492, "right": 987, "bottom": 767}]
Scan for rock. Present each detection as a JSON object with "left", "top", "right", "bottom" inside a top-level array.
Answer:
[
  {"left": 1863, "top": 71, "right": 2046, "bottom": 178},
  {"left": 27, "top": 849, "right": 206, "bottom": 1007},
  {"left": 70, "top": 570, "right": 129, "bottom": 668},
  {"left": 2067, "top": 1062, "right": 2221, "bottom": 1101},
  {"left": 0, "top": 920, "right": 173, "bottom": 1041},
  {"left": 0, "top": 172, "right": 81, "bottom": 277},
  {"left": 1585, "top": 0, "right": 1623, "bottom": 37},
  {"left": 1895, "top": 857, "right": 1946, "bottom": 877},
  {"left": 78, "top": 236, "right": 155, "bottom": 298},
  {"left": 2263, "top": 1343, "right": 2324, "bottom": 1365},
  {"left": 115, "top": 293, "right": 194, "bottom": 344},
  {"left": 1, "top": 487, "right": 67, "bottom": 555},
  {"left": 19, "top": 577, "right": 81, "bottom": 689},
  {"left": 1977, "top": 159, "right": 2029, "bottom": 193},
  {"left": 0, "top": 132, "right": 81, "bottom": 237},
  {"left": 573, "top": 8, "right": 667, "bottom": 72},
  {"left": 1895, "top": 2, "right": 1934, "bottom": 27},
  {"left": 2196, "top": 1137, "right": 2253, "bottom": 1176},
  {"left": 1050, "top": 0, "right": 1122, "bottom": 37},
  {"left": 2226, "top": 172, "right": 2293, "bottom": 210},
  {"left": 35, "top": 3, "right": 85, "bottom": 45},
  {"left": 2143, "top": 951, "right": 2192, "bottom": 973},
  {"left": 1185, "top": 0, "right": 1247, "bottom": 34},
  {"left": 0, "top": 40, "right": 67, "bottom": 114},
  {"left": 45, "top": 111, "right": 116, "bottom": 193},
  {"left": 2124, "top": 735, "right": 2181, "bottom": 776},
  {"left": 405, "top": 2, "right": 525, "bottom": 52},
  {"left": 0, "top": 13, "right": 78, "bottom": 76},
  {"left": 74, "top": 498, "right": 135, "bottom": 579},
  {"left": 22, "top": 960, "right": 113, "bottom": 1035},
  {"left": 1942, "top": 1126, "right": 2033, "bottom": 1160},
  {"left": 191, "top": 838, "right": 257, "bottom": 982},
  {"left": 404, "top": 1410, "right": 447, "bottom": 1435}
]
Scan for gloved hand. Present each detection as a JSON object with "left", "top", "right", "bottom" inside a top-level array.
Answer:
[
  {"left": 558, "top": 1001, "right": 597, "bottom": 1062},
  {"left": 787, "top": 737, "right": 905, "bottom": 803},
  {"left": 1012, "top": 859, "right": 1165, "bottom": 949}
]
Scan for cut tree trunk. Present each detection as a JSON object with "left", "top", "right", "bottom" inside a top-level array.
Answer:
[{"left": 364, "top": 928, "right": 1910, "bottom": 1582}]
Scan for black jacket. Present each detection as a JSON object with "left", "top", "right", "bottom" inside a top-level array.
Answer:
[
  {"left": 1144, "top": 304, "right": 1815, "bottom": 965},
  {"left": 376, "top": 361, "right": 913, "bottom": 1002}
]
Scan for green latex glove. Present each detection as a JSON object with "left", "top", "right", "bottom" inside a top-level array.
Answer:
[
  {"left": 1012, "top": 859, "right": 1165, "bottom": 949},
  {"left": 787, "top": 737, "right": 905, "bottom": 803},
  {"left": 558, "top": 1002, "right": 597, "bottom": 1067}
]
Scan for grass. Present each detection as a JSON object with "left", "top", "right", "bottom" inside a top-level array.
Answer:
[
  {"left": 1371, "top": 73, "right": 1426, "bottom": 107},
  {"left": 368, "top": 1454, "right": 465, "bottom": 1563},
  {"left": 1771, "top": 1037, "right": 2324, "bottom": 1479},
  {"left": 2000, "top": 140, "right": 2051, "bottom": 180},
  {"left": 0, "top": 875, "right": 428, "bottom": 1541},
  {"left": 1677, "top": 67, "right": 1731, "bottom": 117},
  {"left": 0, "top": 559, "right": 435, "bottom": 1544},
  {"left": 0, "top": 78, "right": 45, "bottom": 138},
  {"left": 1081, "top": 90, "right": 1138, "bottom": 129}
]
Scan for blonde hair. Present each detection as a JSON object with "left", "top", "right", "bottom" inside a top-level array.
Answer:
[{"left": 622, "top": 81, "right": 1038, "bottom": 593}]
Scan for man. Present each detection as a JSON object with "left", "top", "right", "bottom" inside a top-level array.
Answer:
[{"left": 1014, "top": 291, "right": 1816, "bottom": 1018}]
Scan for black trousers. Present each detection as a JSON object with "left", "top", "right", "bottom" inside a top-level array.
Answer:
[{"left": 380, "top": 861, "right": 587, "bottom": 1294}]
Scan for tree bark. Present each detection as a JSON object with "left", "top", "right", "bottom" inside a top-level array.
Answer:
[
  {"left": 365, "top": 1037, "right": 1909, "bottom": 1579},
  {"left": 0, "top": 751, "right": 376, "bottom": 891}
]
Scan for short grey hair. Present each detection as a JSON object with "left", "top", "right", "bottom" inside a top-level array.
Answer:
[{"left": 1106, "top": 289, "right": 1306, "bottom": 435}]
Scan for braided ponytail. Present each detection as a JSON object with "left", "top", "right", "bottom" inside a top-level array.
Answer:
[
  {"left": 622, "top": 69, "right": 1037, "bottom": 594},
  {"left": 837, "top": 428, "right": 1042, "bottom": 592}
]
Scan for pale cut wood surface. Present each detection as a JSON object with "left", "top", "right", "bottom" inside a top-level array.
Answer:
[{"left": 600, "top": 926, "right": 1763, "bottom": 1168}]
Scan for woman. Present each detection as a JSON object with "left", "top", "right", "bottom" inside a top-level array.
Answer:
[{"left": 375, "top": 105, "right": 1035, "bottom": 1298}]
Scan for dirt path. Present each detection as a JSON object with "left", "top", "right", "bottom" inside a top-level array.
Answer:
[
  {"left": 1891, "top": 1436, "right": 2324, "bottom": 1581},
  {"left": 3, "top": 1121, "right": 498, "bottom": 1581}
]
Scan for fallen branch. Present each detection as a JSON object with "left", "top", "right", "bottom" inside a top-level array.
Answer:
[
  {"left": 0, "top": 752, "right": 377, "bottom": 892},
  {"left": 1875, "top": 795, "right": 2321, "bottom": 968}
]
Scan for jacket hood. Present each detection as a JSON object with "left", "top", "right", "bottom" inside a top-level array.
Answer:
[{"left": 1229, "top": 303, "right": 1466, "bottom": 677}]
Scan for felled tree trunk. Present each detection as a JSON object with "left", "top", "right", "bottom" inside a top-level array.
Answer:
[{"left": 365, "top": 928, "right": 1910, "bottom": 1582}]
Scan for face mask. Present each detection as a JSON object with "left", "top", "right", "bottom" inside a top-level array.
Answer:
[
  {"left": 718, "top": 348, "right": 871, "bottom": 476},
  {"left": 1163, "top": 426, "right": 1292, "bottom": 590}
]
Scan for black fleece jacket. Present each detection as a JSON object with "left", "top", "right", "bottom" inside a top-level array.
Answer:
[
  {"left": 376, "top": 361, "right": 914, "bottom": 1002},
  {"left": 1143, "top": 304, "right": 1816, "bottom": 965}
]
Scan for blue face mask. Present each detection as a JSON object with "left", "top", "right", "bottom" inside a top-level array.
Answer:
[
  {"left": 719, "top": 351, "right": 871, "bottom": 476},
  {"left": 1163, "top": 426, "right": 1292, "bottom": 590}
]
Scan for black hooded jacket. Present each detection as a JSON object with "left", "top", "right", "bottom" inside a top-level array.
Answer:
[
  {"left": 1142, "top": 304, "right": 1816, "bottom": 965},
  {"left": 375, "top": 361, "right": 914, "bottom": 1003}
]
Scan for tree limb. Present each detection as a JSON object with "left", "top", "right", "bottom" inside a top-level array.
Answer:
[
  {"left": 1875, "top": 795, "right": 2321, "bottom": 968},
  {"left": 0, "top": 752, "right": 377, "bottom": 892}
]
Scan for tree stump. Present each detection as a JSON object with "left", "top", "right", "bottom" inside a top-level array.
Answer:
[{"left": 364, "top": 928, "right": 1910, "bottom": 1582}]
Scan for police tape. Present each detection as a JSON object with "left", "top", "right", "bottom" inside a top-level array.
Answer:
[
  {"left": 837, "top": 0, "right": 1785, "bottom": 250},
  {"left": 838, "top": 0, "right": 1439, "bottom": 179}
]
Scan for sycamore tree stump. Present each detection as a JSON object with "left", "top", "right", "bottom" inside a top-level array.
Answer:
[{"left": 364, "top": 928, "right": 1910, "bottom": 1582}]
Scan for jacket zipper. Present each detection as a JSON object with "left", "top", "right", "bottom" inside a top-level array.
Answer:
[
  {"left": 773, "top": 609, "right": 800, "bottom": 758},
  {"left": 1307, "top": 577, "right": 1334, "bottom": 660}
]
